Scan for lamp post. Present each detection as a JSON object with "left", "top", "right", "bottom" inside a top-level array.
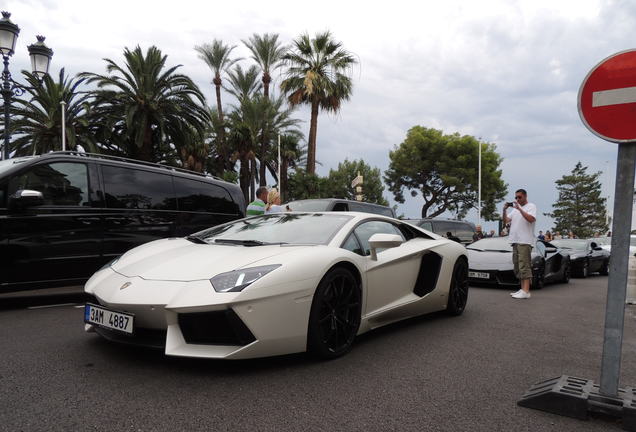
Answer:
[{"left": 0, "top": 11, "right": 53, "bottom": 160}]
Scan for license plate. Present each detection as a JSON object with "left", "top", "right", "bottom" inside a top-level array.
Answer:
[
  {"left": 84, "top": 303, "right": 134, "bottom": 334},
  {"left": 469, "top": 271, "right": 490, "bottom": 279}
]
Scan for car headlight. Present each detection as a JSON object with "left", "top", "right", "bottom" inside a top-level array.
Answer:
[
  {"left": 210, "top": 264, "right": 281, "bottom": 293},
  {"left": 99, "top": 257, "right": 119, "bottom": 271}
]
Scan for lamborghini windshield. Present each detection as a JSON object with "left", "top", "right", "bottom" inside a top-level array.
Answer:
[{"left": 193, "top": 213, "right": 353, "bottom": 245}]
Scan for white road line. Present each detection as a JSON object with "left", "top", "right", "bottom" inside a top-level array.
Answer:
[
  {"left": 593, "top": 86, "right": 636, "bottom": 107},
  {"left": 28, "top": 303, "right": 79, "bottom": 310}
]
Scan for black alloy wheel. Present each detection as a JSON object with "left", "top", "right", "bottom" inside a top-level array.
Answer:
[
  {"left": 561, "top": 262, "right": 570, "bottom": 283},
  {"left": 307, "top": 267, "right": 361, "bottom": 359},
  {"left": 446, "top": 258, "right": 469, "bottom": 316},
  {"left": 531, "top": 269, "right": 544, "bottom": 290},
  {"left": 600, "top": 260, "right": 609, "bottom": 276}
]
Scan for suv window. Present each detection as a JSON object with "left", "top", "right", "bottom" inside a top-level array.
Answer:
[
  {"left": 418, "top": 221, "right": 433, "bottom": 231},
  {"left": 8, "top": 162, "right": 90, "bottom": 206},
  {"left": 102, "top": 165, "right": 175, "bottom": 210},
  {"left": 353, "top": 220, "right": 404, "bottom": 256},
  {"left": 348, "top": 202, "right": 394, "bottom": 217},
  {"left": 174, "top": 177, "right": 235, "bottom": 214}
]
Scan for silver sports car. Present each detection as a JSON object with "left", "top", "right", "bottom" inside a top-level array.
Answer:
[{"left": 84, "top": 212, "right": 468, "bottom": 359}]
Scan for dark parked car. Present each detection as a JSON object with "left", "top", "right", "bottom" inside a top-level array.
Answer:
[
  {"left": 550, "top": 239, "right": 610, "bottom": 277},
  {"left": 0, "top": 152, "right": 245, "bottom": 293},
  {"left": 285, "top": 198, "right": 396, "bottom": 218},
  {"left": 406, "top": 218, "right": 476, "bottom": 246},
  {"left": 466, "top": 237, "right": 570, "bottom": 290}
]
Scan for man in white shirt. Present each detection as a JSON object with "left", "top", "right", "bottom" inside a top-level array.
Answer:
[{"left": 503, "top": 189, "right": 537, "bottom": 299}]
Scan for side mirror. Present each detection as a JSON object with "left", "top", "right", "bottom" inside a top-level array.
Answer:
[
  {"left": 593, "top": 246, "right": 603, "bottom": 251},
  {"left": 8, "top": 189, "right": 44, "bottom": 211},
  {"left": 368, "top": 233, "right": 403, "bottom": 260}
]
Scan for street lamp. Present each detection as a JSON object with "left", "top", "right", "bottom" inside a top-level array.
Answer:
[{"left": 0, "top": 11, "right": 53, "bottom": 160}]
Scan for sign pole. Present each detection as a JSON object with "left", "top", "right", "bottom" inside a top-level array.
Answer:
[{"left": 600, "top": 141, "right": 636, "bottom": 396}]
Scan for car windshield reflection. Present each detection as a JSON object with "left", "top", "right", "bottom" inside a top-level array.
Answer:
[{"left": 195, "top": 213, "right": 353, "bottom": 245}]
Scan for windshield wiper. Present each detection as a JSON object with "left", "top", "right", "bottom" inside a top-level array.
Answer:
[
  {"left": 466, "top": 248, "right": 483, "bottom": 251},
  {"left": 483, "top": 249, "right": 512, "bottom": 253},
  {"left": 213, "top": 239, "right": 288, "bottom": 247},
  {"left": 186, "top": 235, "right": 207, "bottom": 244}
]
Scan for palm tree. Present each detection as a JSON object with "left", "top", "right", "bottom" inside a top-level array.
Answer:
[
  {"left": 243, "top": 33, "right": 286, "bottom": 99},
  {"left": 224, "top": 64, "right": 262, "bottom": 103},
  {"left": 4, "top": 69, "right": 96, "bottom": 156},
  {"left": 243, "top": 33, "right": 287, "bottom": 185},
  {"left": 275, "top": 132, "right": 306, "bottom": 202},
  {"left": 280, "top": 31, "right": 357, "bottom": 174},
  {"left": 81, "top": 45, "right": 210, "bottom": 163},
  {"left": 195, "top": 40, "right": 239, "bottom": 152}
]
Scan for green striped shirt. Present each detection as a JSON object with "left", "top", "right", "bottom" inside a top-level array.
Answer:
[{"left": 246, "top": 199, "right": 266, "bottom": 215}]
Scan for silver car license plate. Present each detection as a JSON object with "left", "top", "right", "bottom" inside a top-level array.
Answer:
[{"left": 84, "top": 303, "right": 134, "bottom": 334}]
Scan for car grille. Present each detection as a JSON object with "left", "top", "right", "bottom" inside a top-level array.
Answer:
[
  {"left": 94, "top": 326, "right": 166, "bottom": 349},
  {"left": 178, "top": 309, "right": 256, "bottom": 346}
]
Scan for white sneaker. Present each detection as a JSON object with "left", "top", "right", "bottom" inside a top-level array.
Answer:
[
  {"left": 510, "top": 289, "right": 522, "bottom": 296},
  {"left": 512, "top": 290, "right": 531, "bottom": 299}
]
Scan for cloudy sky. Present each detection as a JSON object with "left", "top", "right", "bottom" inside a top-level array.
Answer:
[{"left": 7, "top": 0, "right": 632, "bottom": 232}]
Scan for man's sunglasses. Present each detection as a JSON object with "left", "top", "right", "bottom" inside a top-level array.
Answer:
[{"left": 515, "top": 196, "right": 524, "bottom": 200}]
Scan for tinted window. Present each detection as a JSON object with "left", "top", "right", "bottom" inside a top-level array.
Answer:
[
  {"left": 353, "top": 220, "right": 404, "bottom": 256},
  {"left": 102, "top": 165, "right": 175, "bottom": 210},
  {"left": 455, "top": 223, "right": 475, "bottom": 238},
  {"left": 434, "top": 221, "right": 457, "bottom": 234},
  {"left": 342, "top": 234, "right": 364, "bottom": 256},
  {"left": 348, "top": 202, "right": 393, "bottom": 217},
  {"left": 8, "top": 162, "right": 89, "bottom": 206},
  {"left": 174, "top": 177, "right": 236, "bottom": 214}
]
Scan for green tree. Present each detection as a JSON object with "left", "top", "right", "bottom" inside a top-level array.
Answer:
[
  {"left": 82, "top": 46, "right": 210, "bottom": 163},
  {"left": 545, "top": 162, "right": 608, "bottom": 238},
  {"left": 5, "top": 69, "right": 96, "bottom": 156},
  {"left": 326, "top": 159, "right": 389, "bottom": 206},
  {"left": 384, "top": 126, "right": 507, "bottom": 219},
  {"left": 286, "top": 169, "right": 331, "bottom": 201},
  {"left": 274, "top": 132, "right": 306, "bottom": 202},
  {"left": 280, "top": 31, "right": 357, "bottom": 174}
]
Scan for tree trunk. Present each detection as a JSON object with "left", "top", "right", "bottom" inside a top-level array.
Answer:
[
  {"left": 239, "top": 157, "right": 250, "bottom": 204},
  {"left": 250, "top": 158, "right": 256, "bottom": 202},
  {"left": 259, "top": 134, "right": 268, "bottom": 186},
  {"left": 281, "top": 159, "right": 289, "bottom": 202},
  {"left": 139, "top": 122, "right": 154, "bottom": 162},
  {"left": 214, "top": 75, "right": 226, "bottom": 160},
  {"left": 263, "top": 72, "right": 271, "bottom": 99},
  {"left": 306, "top": 100, "right": 319, "bottom": 174}
]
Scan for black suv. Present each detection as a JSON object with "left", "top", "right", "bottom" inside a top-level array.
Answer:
[
  {"left": 405, "top": 218, "right": 476, "bottom": 245},
  {"left": 0, "top": 152, "right": 245, "bottom": 293},
  {"left": 285, "top": 198, "right": 396, "bottom": 218}
]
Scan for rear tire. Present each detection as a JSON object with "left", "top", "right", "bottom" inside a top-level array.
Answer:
[
  {"left": 531, "top": 265, "right": 545, "bottom": 290},
  {"left": 580, "top": 260, "right": 589, "bottom": 278},
  {"left": 307, "top": 267, "right": 361, "bottom": 359},
  {"left": 561, "top": 261, "right": 570, "bottom": 283},
  {"left": 446, "top": 258, "right": 469, "bottom": 316}
]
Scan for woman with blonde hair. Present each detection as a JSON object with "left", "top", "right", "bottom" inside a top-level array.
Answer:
[{"left": 265, "top": 188, "right": 284, "bottom": 214}]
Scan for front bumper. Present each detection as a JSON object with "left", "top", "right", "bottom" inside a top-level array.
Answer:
[{"left": 84, "top": 269, "right": 317, "bottom": 359}]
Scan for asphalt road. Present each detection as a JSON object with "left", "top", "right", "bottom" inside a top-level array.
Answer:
[{"left": 1, "top": 276, "right": 635, "bottom": 432}]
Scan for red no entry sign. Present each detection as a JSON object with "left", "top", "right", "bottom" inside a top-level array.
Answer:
[{"left": 578, "top": 49, "right": 636, "bottom": 142}]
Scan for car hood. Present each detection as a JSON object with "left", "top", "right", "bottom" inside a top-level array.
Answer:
[
  {"left": 467, "top": 249, "right": 514, "bottom": 270},
  {"left": 111, "top": 238, "right": 311, "bottom": 281}
]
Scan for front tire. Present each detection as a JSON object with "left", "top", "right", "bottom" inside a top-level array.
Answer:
[
  {"left": 600, "top": 260, "right": 609, "bottom": 276},
  {"left": 561, "top": 261, "right": 570, "bottom": 283},
  {"left": 531, "top": 264, "right": 545, "bottom": 290},
  {"left": 307, "top": 267, "right": 361, "bottom": 359},
  {"left": 580, "top": 260, "right": 589, "bottom": 278},
  {"left": 446, "top": 258, "right": 469, "bottom": 316}
]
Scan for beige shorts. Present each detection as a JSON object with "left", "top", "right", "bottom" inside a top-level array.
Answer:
[{"left": 512, "top": 243, "right": 533, "bottom": 280}]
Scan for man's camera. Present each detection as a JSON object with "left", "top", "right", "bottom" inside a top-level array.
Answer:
[{"left": 505, "top": 202, "right": 514, "bottom": 207}]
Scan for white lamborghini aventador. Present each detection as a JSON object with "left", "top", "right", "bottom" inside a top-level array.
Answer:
[{"left": 84, "top": 212, "right": 468, "bottom": 359}]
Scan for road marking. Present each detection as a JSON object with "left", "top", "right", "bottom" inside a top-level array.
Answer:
[
  {"left": 28, "top": 303, "right": 79, "bottom": 310},
  {"left": 593, "top": 86, "right": 636, "bottom": 107}
]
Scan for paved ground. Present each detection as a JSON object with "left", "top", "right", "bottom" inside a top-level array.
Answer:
[{"left": 1, "top": 275, "right": 634, "bottom": 431}]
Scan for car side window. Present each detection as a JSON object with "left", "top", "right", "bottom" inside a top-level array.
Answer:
[
  {"left": 174, "top": 177, "right": 237, "bottom": 214},
  {"left": 102, "top": 165, "right": 176, "bottom": 210},
  {"left": 8, "top": 162, "right": 90, "bottom": 206},
  {"left": 419, "top": 221, "right": 433, "bottom": 231},
  {"left": 353, "top": 221, "right": 405, "bottom": 256},
  {"left": 342, "top": 234, "right": 364, "bottom": 256}
]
